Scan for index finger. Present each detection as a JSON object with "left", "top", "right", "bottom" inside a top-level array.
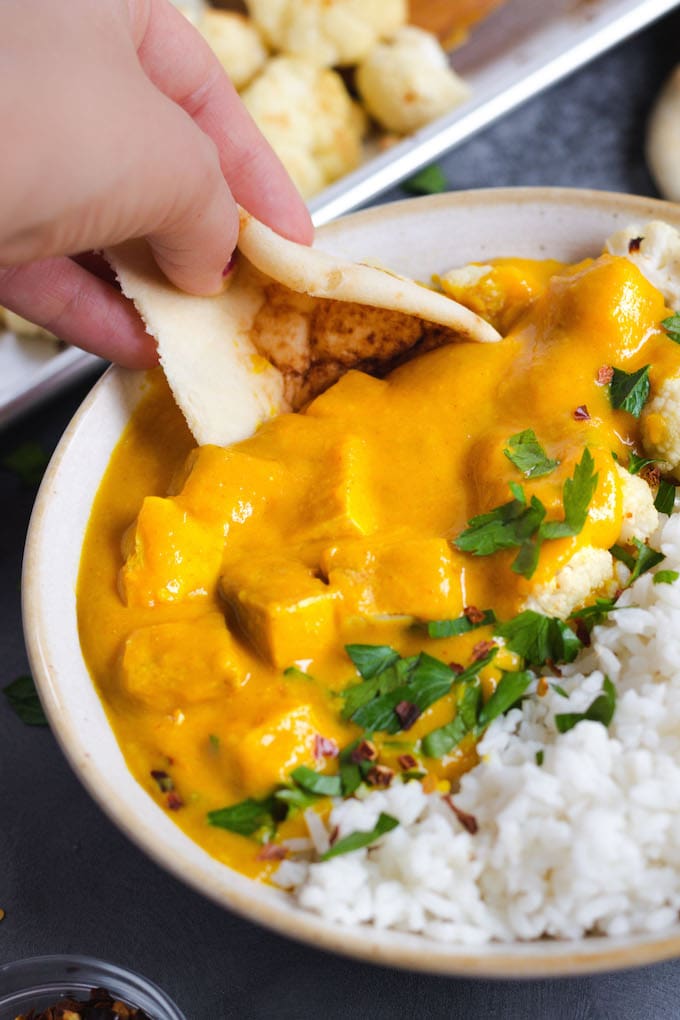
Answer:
[{"left": 127, "top": 0, "right": 314, "bottom": 246}]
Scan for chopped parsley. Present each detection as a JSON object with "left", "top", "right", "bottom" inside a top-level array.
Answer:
[
  {"left": 420, "top": 680, "right": 482, "bottom": 758},
  {"left": 207, "top": 797, "right": 277, "bottom": 837},
  {"left": 654, "top": 479, "right": 676, "bottom": 515},
  {"left": 609, "top": 365, "right": 651, "bottom": 418},
  {"left": 477, "top": 670, "right": 533, "bottom": 728},
  {"left": 321, "top": 812, "right": 399, "bottom": 860},
  {"left": 662, "top": 312, "right": 680, "bottom": 344},
  {"left": 503, "top": 429, "right": 559, "bottom": 478},
  {"left": 554, "top": 676, "right": 616, "bottom": 733},
  {"left": 426, "top": 608, "right": 496, "bottom": 638},
  {"left": 611, "top": 538, "right": 665, "bottom": 584},
  {"left": 654, "top": 569, "right": 680, "bottom": 585},
  {"left": 455, "top": 448, "right": 598, "bottom": 578},
  {"left": 3, "top": 675, "right": 48, "bottom": 726},
  {"left": 495, "top": 610, "right": 582, "bottom": 668},
  {"left": 289, "top": 766, "right": 342, "bottom": 798},
  {"left": 627, "top": 451, "right": 656, "bottom": 475}
]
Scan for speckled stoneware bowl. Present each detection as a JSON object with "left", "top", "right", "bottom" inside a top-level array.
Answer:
[{"left": 22, "top": 189, "right": 680, "bottom": 977}]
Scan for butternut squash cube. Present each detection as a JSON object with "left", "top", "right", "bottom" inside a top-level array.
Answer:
[
  {"left": 324, "top": 535, "right": 464, "bottom": 619},
  {"left": 230, "top": 703, "right": 320, "bottom": 797},
  {"left": 120, "top": 496, "right": 222, "bottom": 608},
  {"left": 119, "top": 612, "right": 248, "bottom": 712},
  {"left": 221, "top": 558, "right": 338, "bottom": 667}
]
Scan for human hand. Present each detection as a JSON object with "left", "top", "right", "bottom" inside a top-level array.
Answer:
[{"left": 0, "top": 0, "right": 313, "bottom": 367}]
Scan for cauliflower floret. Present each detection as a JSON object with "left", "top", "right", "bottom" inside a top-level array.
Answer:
[
  {"left": 242, "top": 57, "right": 366, "bottom": 198},
  {"left": 615, "top": 464, "right": 659, "bottom": 543},
  {"left": 245, "top": 0, "right": 406, "bottom": 67},
  {"left": 605, "top": 220, "right": 680, "bottom": 310},
  {"left": 523, "top": 547, "right": 615, "bottom": 620},
  {"left": 199, "top": 10, "right": 267, "bottom": 90},
  {"left": 641, "top": 374, "right": 680, "bottom": 477},
  {"left": 356, "top": 26, "right": 469, "bottom": 135}
]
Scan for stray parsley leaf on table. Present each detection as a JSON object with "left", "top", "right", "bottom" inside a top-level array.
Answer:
[{"left": 3, "top": 675, "right": 48, "bottom": 726}]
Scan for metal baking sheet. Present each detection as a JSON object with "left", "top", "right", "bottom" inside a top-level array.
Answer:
[{"left": 2, "top": 0, "right": 678, "bottom": 428}]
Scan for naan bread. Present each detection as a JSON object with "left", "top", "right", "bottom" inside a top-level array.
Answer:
[{"left": 108, "top": 209, "right": 500, "bottom": 447}]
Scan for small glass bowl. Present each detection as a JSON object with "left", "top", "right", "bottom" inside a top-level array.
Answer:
[{"left": 0, "top": 955, "right": 186, "bottom": 1020}]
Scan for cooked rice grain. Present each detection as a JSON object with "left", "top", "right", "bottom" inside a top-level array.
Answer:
[{"left": 277, "top": 512, "right": 680, "bottom": 942}]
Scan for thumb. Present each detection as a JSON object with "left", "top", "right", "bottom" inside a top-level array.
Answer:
[{"left": 138, "top": 88, "right": 240, "bottom": 295}]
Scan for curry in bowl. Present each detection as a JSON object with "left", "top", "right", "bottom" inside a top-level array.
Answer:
[{"left": 68, "top": 199, "right": 680, "bottom": 947}]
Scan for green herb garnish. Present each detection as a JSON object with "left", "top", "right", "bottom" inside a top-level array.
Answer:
[
  {"left": 612, "top": 537, "right": 665, "bottom": 584},
  {"left": 539, "top": 448, "right": 598, "bottom": 540},
  {"left": 289, "top": 766, "right": 342, "bottom": 798},
  {"left": 1, "top": 440, "right": 49, "bottom": 487},
  {"left": 3, "top": 675, "right": 48, "bottom": 726},
  {"left": 207, "top": 797, "right": 276, "bottom": 837},
  {"left": 477, "top": 670, "right": 533, "bottom": 728},
  {"left": 554, "top": 676, "right": 616, "bottom": 733},
  {"left": 654, "top": 569, "right": 680, "bottom": 585},
  {"left": 662, "top": 313, "right": 680, "bottom": 344},
  {"left": 568, "top": 597, "right": 620, "bottom": 632},
  {"left": 627, "top": 451, "right": 656, "bottom": 475},
  {"left": 655, "top": 479, "right": 676, "bottom": 515},
  {"left": 503, "top": 429, "right": 559, "bottom": 478},
  {"left": 535, "top": 749, "right": 544, "bottom": 766},
  {"left": 495, "top": 610, "right": 582, "bottom": 668},
  {"left": 402, "top": 164, "right": 447, "bottom": 195},
  {"left": 455, "top": 449, "right": 598, "bottom": 579},
  {"left": 349, "top": 653, "right": 457, "bottom": 734},
  {"left": 321, "top": 812, "right": 399, "bottom": 860},
  {"left": 609, "top": 365, "right": 651, "bottom": 418},
  {"left": 427, "top": 608, "right": 496, "bottom": 638},
  {"left": 345, "top": 644, "right": 400, "bottom": 680},
  {"left": 420, "top": 680, "right": 482, "bottom": 758},
  {"left": 283, "top": 665, "right": 315, "bottom": 682}
]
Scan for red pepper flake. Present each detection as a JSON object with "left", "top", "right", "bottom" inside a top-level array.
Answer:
[
  {"left": 350, "top": 739, "right": 378, "bottom": 763},
  {"left": 573, "top": 618, "right": 591, "bottom": 647},
  {"left": 150, "top": 769, "right": 174, "bottom": 793},
  {"left": 472, "top": 639, "right": 496, "bottom": 661},
  {"left": 536, "top": 676, "right": 549, "bottom": 697},
  {"left": 628, "top": 236, "right": 643, "bottom": 253},
  {"left": 166, "top": 792, "right": 184, "bottom": 811},
  {"left": 398, "top": 754, "right": 418, "bottom": 770},
  {"left": 394, "top": 700, "right": 421, "bottom": 730},
  {"left": 448, "top": 662, "right": 464, "bottom": 674},
  {"left": 256, "top": 843, "right": 289, "bottom": 861},
  {"left": 314, "top": 734, "right": 339, "bottom": 760},
  {"left": 573, "top": 405, "right": 590, "bottom": 421},
  {"left": 328, "top": 825, "right": 339, "bottom": 846},
  {"left": 596, "top": 365, "right": 614, "bottom": 385},
  {"left": 641, "top": 463, "right": 661, "bottom": 487},
  {"left": 366, "top": 764, "right": 394, "bottom": 787},
  {"left": 443, "top": 795, "right": 478, "bottom": 834},
  {"left": 546, "top": 659, "right": 563, "bottom": 677},
  {"left": 463, "top": 605, "right": 485, "bottom": 624}
]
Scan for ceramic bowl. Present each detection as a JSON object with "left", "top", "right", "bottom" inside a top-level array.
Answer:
[{"left": 22, "top": 188, "right": 680, "bottom": 977}]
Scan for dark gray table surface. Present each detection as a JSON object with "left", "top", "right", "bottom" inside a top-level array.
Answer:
[{"left": 3, "top": 9, "right": 680, "bottom": 1018}]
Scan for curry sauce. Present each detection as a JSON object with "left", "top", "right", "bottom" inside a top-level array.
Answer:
[{"left": 77, "top": 252, "right": 679, "bottom": 877}]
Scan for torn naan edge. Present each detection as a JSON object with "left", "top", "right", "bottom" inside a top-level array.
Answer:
[{"left": 108, "top": 210, "right": 500, "bottom": 447}]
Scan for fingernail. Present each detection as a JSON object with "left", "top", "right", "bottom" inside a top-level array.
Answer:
[{"left": 222, "top": 254, "right": 236, "bottom": 278}]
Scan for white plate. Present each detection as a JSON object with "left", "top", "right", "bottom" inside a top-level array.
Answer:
[{"left": 23, "top": 188, "right": 680, "bottom": 976}]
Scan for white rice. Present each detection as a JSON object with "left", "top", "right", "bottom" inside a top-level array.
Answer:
[{"left": 276, "top": 511, "right": 680, "bottom": 942}]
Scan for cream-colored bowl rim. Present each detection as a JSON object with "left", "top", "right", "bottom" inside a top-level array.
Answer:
[{"left": 22, "top": 187, "right": 680, "bottom": 977}]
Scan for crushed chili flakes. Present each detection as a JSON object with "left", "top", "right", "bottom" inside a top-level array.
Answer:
[
  {"left": 314, "top": 734, "right": 339, "bottom": 760},
  {"left": 463, "top": 604, "right": 485, "bottom": 624},
  {"left": 398, "top": 753, "right": 418, "bottom": 770},
  {"left": 641, "top": 463, "right": 661, "bottom": 487},
  {"left": 573, "top": 405, "right": 590, "bottom": 421},
  {"left": 443, "top": 795, "right": 478, "bottom": 834},
  {"left": 472, "top": 639, "right": 496, "bottom": 661},
  {"left": 448, "top": 662, "right": 464, "bottom": 674},
  {"left": 394, "top": 700, "right": 421, "bottom": 729},
  {"left": 150, "top": 769, "right": 173, "bottom": 793},
  {"left": 536, "top": 676, "right": 549, "bottom": 697},
  {"left": 16, "top": 987, "right": 152, "bottom": 1020},
  {"left": 350, "top": 739, "right": 377, "bottom": 763},
  {"left": 366, "top": 764, "right": 394, "bottom": 787},
  {"left": 596, "top": 365, "right": 614, "bottom": 385},
  {"left": 628, "top": 236, "right": 643, "bottom": 253},
  {"left": 256, "top": 842, "right": 289, "bottom": 861},
  {"left": 574, "top": 618, "right": 591, "bottom": 647},
  {"left": 166, "top": 791, "right": 183, "bottom": 811}
]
